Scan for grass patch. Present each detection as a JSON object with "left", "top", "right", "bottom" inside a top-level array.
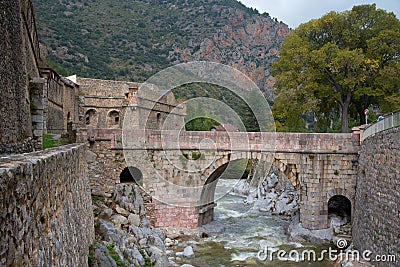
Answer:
[
  {"left": 106, "top": 243, "right": 125, "bottom": 267},
  {"left": 88, "top": 244, "right": 96, "bottom": 266},
  {"left": 140, "top": 250, "right": 153, "bottom": 267},
  {"left": 43, "top": 134, "right": 70, "bottom": 149},
  {"left": 91, "top": 195, "right": 104, "bottom": 203}
]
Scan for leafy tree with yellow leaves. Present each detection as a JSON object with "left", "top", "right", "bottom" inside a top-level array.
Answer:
[{"left": 272, "top": 4, "right": 400, "bottom": 132}]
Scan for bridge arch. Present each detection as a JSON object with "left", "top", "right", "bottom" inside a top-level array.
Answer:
[
  {"left": 198, "top": 152, "right": 301, "bottom": 226},
  {"left": 327, "top": 188, "right": 353, "bottom": 202}
]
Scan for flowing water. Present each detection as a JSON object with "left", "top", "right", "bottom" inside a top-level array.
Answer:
[{"left": 184, "top": 179, "right": 335, "bottom": 267}]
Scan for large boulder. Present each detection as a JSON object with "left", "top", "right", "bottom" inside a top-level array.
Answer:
[{"left": 114, "top": 184, "right": 145, "bottom": 215}]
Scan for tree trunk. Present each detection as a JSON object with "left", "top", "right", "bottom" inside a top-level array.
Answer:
[
  {"left": 340, "top": 91, "right": 352, "bottom": 133},
  {"left": 341, "top": 103, "right": 350, "bottom": 133}
]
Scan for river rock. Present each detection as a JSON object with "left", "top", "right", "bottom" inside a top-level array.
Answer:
[
  {"left": 114, "top": 184, "right": 145, "bottom": 215},
  {"left": 330, "top": 214, "right": 349, "bottom": 227},
  {"left": 165, "top": 238, "right": 173, "bottom": 247},
  {"left": 287, "top": 213, "right": 333, "bottom": 243},
  {"left": 140, "top": 217, "right": 152, "bottom": 228},
  {"left": 183, "top": 246, "right": 195, "bottom": 258},
  {"left": 128, "top": 214, "right": 141, "bottom": 227},
  {"left": 116, "top": 205, "right": 130, "bottom": 216},
  {"left": 92, "top": 190, "right": 112, "bottom": 198},
  {"left": 152, "top": 228, "right": 167, "bottom": 240},
  {"left": 122, "top": 246, "right": 144, "bottom": 266},
  {"left": 245, "top": 194, "right": 255, "bottom": 204},
  {"left": 267, "top": 173, "right": 279, "bottom": 188},
  {"left": 92, "top": 245, "right": 117, "bottom": 267},
  {"left": 181, "top": 265, "right": 195, "bottom": 267},
  {"left": 199, "top": 220, "right": 225, "bottom": 236},
  {"left": 232, "top": 180, "right": 250, "bottom": 195},
  {"left": 148, "top": 245, "right": 169, "bottom": 267},
  {"left": 169, "top": 259, "right": 178, "bottom": 266},
  {"left": 99, "top": 220, "right": 119, "bottom": 242},
  {"left": 111, "top": 214, "right": 129, "bottom": 225},
  {"left": 99, "top": 208, "right": 113, "bottom": 219}
]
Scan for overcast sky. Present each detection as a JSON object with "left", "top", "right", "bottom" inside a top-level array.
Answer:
[{"left": 240, "top": 0, "right": 400, "bottom": 28}]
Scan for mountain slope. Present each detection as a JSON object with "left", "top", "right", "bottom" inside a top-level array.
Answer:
[{"left": 33, "top": 0, "right": 290, "bottom": 99}]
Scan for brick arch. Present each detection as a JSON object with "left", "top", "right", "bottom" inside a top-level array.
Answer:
[
  {"left": 202, "top": 152, "right": 261, "bottom": 179},
  {"left": 327, "top": 188, "right": 354, "bottom": 203},
  {"left": 325, "top": 188, "right": 354, "bottom": 221}
]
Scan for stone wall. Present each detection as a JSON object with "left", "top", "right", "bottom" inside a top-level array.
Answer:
[
  {"left": 20, "top": 0, "right": 41, "bottom": 78},
  {"left": 353, "top": 127, "right": 399, "bottom": 266},
  {"left": 41, "top": 68, "right": 65, "bottom": 134},
  {"left": 0, "top": 144, "right": 94, "bottom": 266},
  {"left": 0, "top": 0, "right": 34, "bottom": 154}
]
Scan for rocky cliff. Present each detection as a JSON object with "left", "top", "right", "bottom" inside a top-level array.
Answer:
[{"left": 33, "top": 0, "right": 290, "bottom": 99}]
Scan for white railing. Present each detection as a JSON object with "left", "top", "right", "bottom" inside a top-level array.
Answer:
[{"left": 363, "top": 109, "right": 400, "bottom": 140}]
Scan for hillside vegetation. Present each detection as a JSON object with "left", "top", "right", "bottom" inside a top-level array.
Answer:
[{"left": 33, "top": 0, "right": 290, "bottom": 100}]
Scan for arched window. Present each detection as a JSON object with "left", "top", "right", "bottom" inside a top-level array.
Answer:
[
  {"left": 85, "top": 109, "right": 97, "bottom": 126},
  {"left": 107, "top": 110, "right": 120, "bottom": 128},
  {"left": 120, "top": 167, "right": 143, "bottom": 185}
]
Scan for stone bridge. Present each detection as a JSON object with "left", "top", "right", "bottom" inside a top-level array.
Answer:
[{"left": 87, "top": 128, "right": 360, "bottom": 230}]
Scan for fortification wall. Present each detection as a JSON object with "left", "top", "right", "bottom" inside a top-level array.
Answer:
[
  {"left": 0, "top": 144, "right": 94, "bottom": 266},
  {"left": 0, "top": 0, "right": 33, "bottom": 154},
  {"left": 353, "top": 127, "right": 400, "bottom": 266}
]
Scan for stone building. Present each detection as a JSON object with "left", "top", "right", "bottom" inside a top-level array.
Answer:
[
  {"left": 0, "top": 0, "right": 80, "bottom": 154},
  {"left": 70, "top": 76, "right": 186, "bottom": 131},
  {"left": 30, "top": 68, "right": 80, "bottom": 146}
]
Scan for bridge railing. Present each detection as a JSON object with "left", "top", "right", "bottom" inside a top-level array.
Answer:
[
  {"left": 87, "top": 128, "right": 360, "bottom": 154},
  {"left": 363, "top": 109, "right": 400, "bottom": 140}
]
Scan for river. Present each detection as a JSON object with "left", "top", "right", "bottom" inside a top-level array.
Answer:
[{"left": 182, "top": 179, "right": 335, "bottom": 267}]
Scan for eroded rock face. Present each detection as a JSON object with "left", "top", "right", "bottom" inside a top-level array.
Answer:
[
  {"left": 91, "top": 184, "right": 168, "bottom": 267},
  {"left": 114, "top": 184, "right": 145, "bottom": 216},
  {"left": 286, "top": 212, "right": 333, "bottom": 244},
  {"left": 235, "top": 166, "right": 300, "bottom": 217}
]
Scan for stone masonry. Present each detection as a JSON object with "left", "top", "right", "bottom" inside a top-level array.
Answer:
[
  {"left": 353, "top": 127, "right": 400, "bottom": 267},
  {"left": 0, "top": 0, "right": 34, "bottom": 154},
  {"left": 0, "top": 144, "right": 94, "bottom": 266},
  {"left": 87, "top": 128, "right": 360, "bottom": 230}
]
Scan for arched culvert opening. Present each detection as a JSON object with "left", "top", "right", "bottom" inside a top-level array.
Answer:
[
  {"left": 120, "top": 167, "right": 143, "bottom": 185},
  {"left": 328, "top": 195, "right": 351, "bottom": 225}
]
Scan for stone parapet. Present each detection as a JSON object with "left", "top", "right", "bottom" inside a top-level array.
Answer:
[
  {"left": 0, "top": 144, "right": 94, "bottom": 266},
  {"left": 87, "top": 129, "right": 360, "bottom": 154}
]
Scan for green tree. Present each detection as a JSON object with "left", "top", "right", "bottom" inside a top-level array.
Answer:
[
  {"left": 184, "top": 103, "right": 220, "bottom": 131},
  {"left": 272, "top": 4, "right": 400, "bottom": 133}
]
